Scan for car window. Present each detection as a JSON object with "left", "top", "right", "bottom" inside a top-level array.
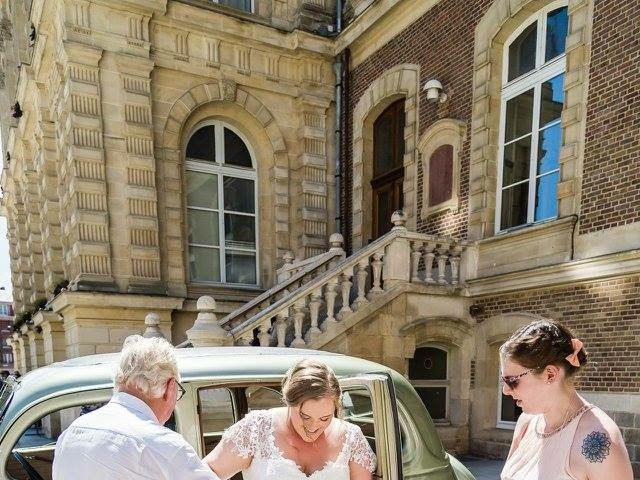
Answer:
[
  {"left": 7, "top": 402, "right": 104, "bottom": 480},
  {"left": 246, "top": 385, "right": 282, "bottom": 411},
  {"left": 341, "top": 387, "right": 376, "bottom": 454},
  {"left": 198, "top": 387, "right": 235, "bottom": 455}
]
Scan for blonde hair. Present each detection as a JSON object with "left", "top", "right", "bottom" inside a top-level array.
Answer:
[
  {"left": 281, "top": 359, "right": 341, "bottom": 413},
  {"left": 114, "top": 335, "right": 179, "bottom": 398}
]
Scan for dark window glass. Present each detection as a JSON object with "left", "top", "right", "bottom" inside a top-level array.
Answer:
[
  {"left": 226, "top": 251, "right": 257, "bottom": 284},
  {"left": 373, "top": 100, "right": 405, "bottom": 177},
  {"left": 534, "top": 171, "right": 558, "bottom": 222},
  {"left": 409, "top": 347, "right": 447, "bottom": 380},
  {"left": 220, "top": 0, "right": 252, "bottom": 12},
  {"left": 374, "top": 187, "right": 393, "bottom": 239},
  {"left": 224, "top": 128, "right": 252, "bottom": 168},
  {"left": 545, "top": 7, "right": 568, "bottom": 62},
  {"left": 187, "top": 126, "right": 215, "bottom": 162},
  {"left": 505, "top": 89, "right": 534, "bottom": 141},
  {"left": 501, "top": 393, "right": 523, "bottom": 422},
  {"left": 508, "top": 22, "right": 537, "bottom": 81},
  {"left": 224, "top": 214, "right": 256, "bottom": 250},
  {"left": 428, "top": 145, "right": 453, "bottom": 206},
  {"left": 539, "top": 74, "right": 564, "bottom": 128},
  {"left": 501, "top": 183, "right": 529, "bottom": 229},
  {"left": 223, "top": 177, "right": 255, "bottom": 213},
  {"left": 415, "top": 387, "right": 447, "bottom": 421},
  {"left": 502, "top": 136, "right": 532, "bottom": 186}
]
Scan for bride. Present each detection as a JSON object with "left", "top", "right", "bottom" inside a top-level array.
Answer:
[{"left": 205, "top": 359, "right": 376, "bottom": 480}]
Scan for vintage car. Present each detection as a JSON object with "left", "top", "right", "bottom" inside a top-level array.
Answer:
[{"left": 0, "top": 347, "right": 475, "bottom": 480}]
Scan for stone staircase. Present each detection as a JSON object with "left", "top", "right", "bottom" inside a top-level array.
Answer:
[{"left": 185, "top": 212, "right": 472, "bottom": 350}]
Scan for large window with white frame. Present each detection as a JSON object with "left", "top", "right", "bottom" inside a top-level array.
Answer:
[
  {"left": 185, "top": 121, "right": 258, "bottom": 286},
  {"left": 496, "top": 3, "right": 568, "bottom": 233}
]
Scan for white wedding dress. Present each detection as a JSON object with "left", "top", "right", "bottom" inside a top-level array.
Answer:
[{"left": 219, "top": 410, "right": 377, "bottom": 479}]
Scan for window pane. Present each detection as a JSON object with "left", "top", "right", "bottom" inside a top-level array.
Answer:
[
  {"left": 224, "top": 214, "right": 255, "bottom": 250},
  {"left": 375, "top": 187, "right": 393, "bottom": 237},
  {"left": 502, "top": 136, "right": 532, "bottom": 186},
  {"left": 186, "top": 171, "right": 218, "bottom": 209},
  {"left": 501, "top": 183, "right": 529, "bottom": 229},
  {"left": 415, "top": 387, "right": 447, "bottom": 421},
  {"left": 508, "top": 22, "right": 537, "bottom": 81},
  {"left": 505, "top": 89, "right": 534, "bottom": 141},
  {"left": 428, "top": 145, "right": 453, "bottom": 206},
  {"left": 374, "top": 114, "right": 393, "bottom": 176},
  {"left": 501, "top": 393, "right": 522, "bottom": 422},
  {"left": 246, "top": 386, "right": 283, "bottom": 411},
  {"left": 224, "top": 128, "right": 252, "bottom": 168},
  {"left": 537, "top": 123, "right": 561, "bottom": 175},
  {"left": 189, "top": 246, "right": 220, "bottom": 282},
  {"left": 223, "top": 177, "right": 255, "bottom": 213},
  {"left": 186, "top": 125, "right": 215, "bottom": 162},
  {"left": 220, "top": 0, "right": 252, "bottom": 12},
  {"left": 534, "top": 171, "right": 558, "bottom": 222},
  {"left": 539, "top": 74, "right": 564, "bottom": 128},
  {"left": 188, "top": 209, "right": 219, "bottom": 246},
  {"left": 409, "top": 347, "right": 447, "bottom": 380},
  {"left": 545, "top": 7, "right": 568, "bottom": 62},
  {"left": 198, "top": 387, "right": 234, "bottom": 455},
  {"left": 225, "top": 250, "right": 256, "bottom": 284}
]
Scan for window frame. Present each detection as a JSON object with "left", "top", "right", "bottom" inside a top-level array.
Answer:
[
  {"left": 185, "top": 120, "right": 260, "bottom": 287},
  {"left": 495, "top": 1, "right": 568, "bottom": 234},
  {"left": 209, "top": 0, "right": 255, "bottom": 14},
  {"left": 408, "top": 345, "right": 450, "bottom": 423}
]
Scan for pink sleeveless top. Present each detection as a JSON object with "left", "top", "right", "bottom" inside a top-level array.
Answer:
[{"left": 501, "top": 405, "right": 595, "bottom": 480}]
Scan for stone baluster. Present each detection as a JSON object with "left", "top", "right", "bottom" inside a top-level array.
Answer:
[
  {"left": 143, "top": 312, "right": 164, "bottom": 339},
  {"left": 235, "top": 333, "right": 254, "bottom": 346},
  {"left": 449, "top": 244, "right": 463, "bottom": 286},
  {"left": 338, "top": 269, "right": 353, "bottom": 318},
  {"left": 422, "top": 243, "right": 436, "bottom": 283},
  {"left": 307, "top": 289, "right": 322, "bottom": 338},
  {"left": 323, "top": 277, "right": 339, "bottom": 328},
  {"left": 186, "top": 296, "right": 231, "bottom": 347},
  {"left": 258, "top": 320, "right": 271, "bottom": 347},
  {"left": 291, "top": 298, "right": 307, "bottom": 348},
  {"left": 411, "top": 241, "right": 423, "bottom": 283},
  {"left": 275, "top": 310, "right": 288, "bottom": 347},
  {"left": 352, "top": 259, "right": 369, "bottom": 309},
  {"left": 368, "top": 251, "right": 384, "bottom": 299},
  {"left": 436, "top": 244, "right": 450, "bottom": 284}
]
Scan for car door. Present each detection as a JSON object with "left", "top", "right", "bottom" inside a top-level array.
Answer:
[{"left": 339, "top": 373, "right": 403, "bottom": 480}]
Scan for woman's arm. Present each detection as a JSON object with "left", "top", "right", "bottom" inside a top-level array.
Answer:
[
  {"left": 203, "top": 440, "right": 252, "bottom": 480},
  {"left": 349, "top": 460, "right": 373, "bottom": 480}
]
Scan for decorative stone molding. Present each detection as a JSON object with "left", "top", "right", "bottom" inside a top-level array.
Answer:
[
  {"left": 351, "top": 63, "right": 420, "bottom": 249},
  {"left": 417, "top": 119, "right": 466, "bottom": 219},
  {"left": 468, "top": 0, "right": 594, "bottom": 240}
]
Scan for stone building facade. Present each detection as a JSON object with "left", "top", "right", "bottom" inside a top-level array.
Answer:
[
  {"left": 0, "top": 300, "right": 13, "bottom": 371},
  {"left": 1, "top": 0, "right": 639, "bottom": 475}
]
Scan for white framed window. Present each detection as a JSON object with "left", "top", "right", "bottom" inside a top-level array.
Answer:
[
  {"left": 185, "top": 121, "right": 259, "bottom": 286},
  {"left": 408, "top": 346, "right": 449, "bottom": 422},
  {"left": 497, "top": 374, "right": 522, "bottom": 430},
  {"left": 209, "top": 0, "right": 254, "bottom": 13},
  {"left": 496, "top": 2, "right": 568, "bottom": 233}
]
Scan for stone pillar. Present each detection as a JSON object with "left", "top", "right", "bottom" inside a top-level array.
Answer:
[
  {"left": 33, "top": 311, "right": 66, "bottom": 365},
  {"left": 143, "top": 312, "right": 165, "bottom": 339},
  {"left": 295, "top": 95, "right": 333, "bottom": 258},
  {"left": 14, "top": 332, "right": 30, "bottom": 373},
  {"left": 56, "top": 41, "right": 116, "bottom": 292},
  {"left": 7, "top": 337, "right": 19, "bottom": 372},
  {"left": 382, "top": 211, "right": 411, "bottom": 287},
  {"left": 186, "top": 296, "right": 231, "bottom": 347},
  {"left": 26, "top": 326, "right": 45, "bottom": 369},
  {"left": 24, "top": 162, "right": 47, "bottom": 306}
]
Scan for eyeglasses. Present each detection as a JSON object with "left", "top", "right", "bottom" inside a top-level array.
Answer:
[
  {"left": 501, "top": 368, "right": 535, "bottom": 390},
  {"left": 176, "top": 380, "right": 186, "bottom": 402}
]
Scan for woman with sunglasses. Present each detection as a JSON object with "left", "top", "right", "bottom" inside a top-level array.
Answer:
[
  {"left": 500, "top": 320, "right": 633, "bottom": 480},
  {"left": 205, "top": 358, "right": 376, "bottom": 480}
]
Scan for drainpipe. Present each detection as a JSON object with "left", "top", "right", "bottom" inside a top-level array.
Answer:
[{"left": 333, "top": 58, "right": 343, "bottom": 237}]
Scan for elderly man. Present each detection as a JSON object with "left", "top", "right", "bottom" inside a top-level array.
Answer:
[{"left": 52, "top": 335, "right": 219, "bottom": 479}]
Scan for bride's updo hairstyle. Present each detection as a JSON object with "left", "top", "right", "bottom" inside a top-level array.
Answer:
[
  {"left": 281, "top": 359, "right": 342, "bottom": 414},
  {"left": 500, "top": 320, "right": 588, "bottom": 378}
]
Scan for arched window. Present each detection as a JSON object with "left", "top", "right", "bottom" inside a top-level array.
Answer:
[
  {"left": 409, "top": 346, "right": 449, "bottom": 421},
  {"left": 496, "top": 4, "right": 568, "bottom": 232},
  {"left": 185, "top": 122, "right": 258, "bottom": 285}
]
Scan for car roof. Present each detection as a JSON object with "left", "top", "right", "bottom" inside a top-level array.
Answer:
[{"left": 1, "top": 347, "right": 394, "bottom": 437}]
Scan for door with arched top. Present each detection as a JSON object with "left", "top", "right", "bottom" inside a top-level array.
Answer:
[{"left": 371, "top": 99, "right": 405, "bottom": 240}]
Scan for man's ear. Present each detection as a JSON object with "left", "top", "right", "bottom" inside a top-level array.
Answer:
[{"left": 163, "top": 378, "right": 174, "bottom": 401}]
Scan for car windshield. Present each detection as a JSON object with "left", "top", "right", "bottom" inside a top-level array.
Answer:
[{"left": 0, "top": 376, "right": 17, "bottom": 422}]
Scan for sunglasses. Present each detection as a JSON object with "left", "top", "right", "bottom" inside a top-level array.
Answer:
[
  {"left": 175, "top": 379, "right": 187, "bottom": 402},
  {"left": 501, "top": 368, "right": 535, "bottom": 390}
]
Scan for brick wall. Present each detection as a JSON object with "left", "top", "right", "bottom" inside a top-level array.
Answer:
[
  {"left": 474, "top": 275, "right": 640, "bottom": 392},
  {"left": 343, "top": 0, "right": 494, "bottom": 251},
  {"left": 579, "top": 0, "right": 640, "bottom": 234}
]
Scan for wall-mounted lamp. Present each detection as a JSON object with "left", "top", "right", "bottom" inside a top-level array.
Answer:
[
  {"left": 11, "top": 102, "right": 22, "bottom": 118},
  {"left": 423, "top": 79, "right": 448, "bottom": 104}
]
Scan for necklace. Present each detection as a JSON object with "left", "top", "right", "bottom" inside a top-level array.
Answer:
[{"left": 535, "top": 403, "right": 592, "bottom": 438}]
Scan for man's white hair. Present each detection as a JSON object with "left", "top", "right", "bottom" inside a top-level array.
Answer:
[{"left": 114, "top": 335, "right": 180, "bottom": 398}]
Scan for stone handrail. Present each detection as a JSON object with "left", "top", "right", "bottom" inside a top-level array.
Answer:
[
  {"left": 228, "top": 212, "right": 470, "bottom": 348},
  {"left": 219, "top": 234, "right": 346, "bottom": 331}
]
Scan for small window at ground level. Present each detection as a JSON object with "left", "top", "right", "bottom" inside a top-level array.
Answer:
[{"left": 409, "top": 347, "right": 449, "bottom": 421}]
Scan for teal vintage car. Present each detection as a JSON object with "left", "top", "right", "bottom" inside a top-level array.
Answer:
[{"left": 0, "top": 347, "right": 474, "bottom": 480}]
